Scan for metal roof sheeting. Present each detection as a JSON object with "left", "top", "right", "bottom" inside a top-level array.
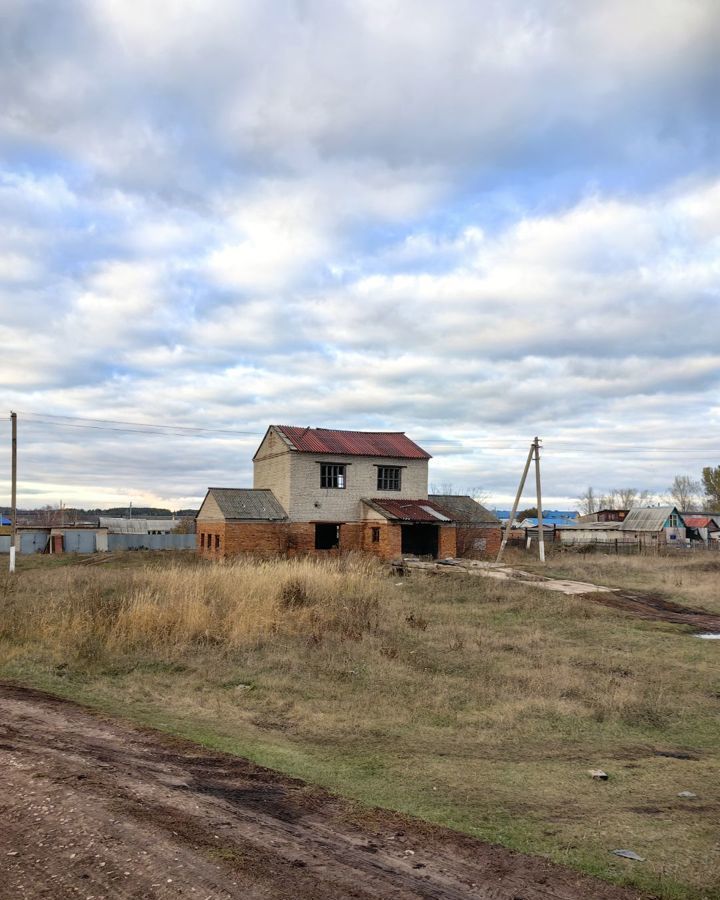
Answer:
[
  {"left": 207, "top": 488, "right": 287, "bottom": 521},
  {"left": 619, "top": 506, "right": 679, "bottom": 532},
  {"left": 364, "top": 498, "right": 453, "bottom": 522},
  {"left": 273, "top": 426, "right": 431, "bottom": 459},
  {"left": 683, "top": 515, "right": 716, "bottom": 528},
  {"left": 429, "top": 495, "right": 500, "bottom": 525}
]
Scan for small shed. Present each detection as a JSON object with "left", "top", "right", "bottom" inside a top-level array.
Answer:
[
  {"left": 429, "top": 495, "right": 501, "bottom": 557},
  {"left": 196, "top": 488, "right": 288, "bottom": 558}
]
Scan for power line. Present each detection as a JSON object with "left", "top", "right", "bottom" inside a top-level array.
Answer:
[
  {"left": 6, "top": 411, "right": 720, "bottom": 457},
  {"left": 18, "top": 411, "right": 263, "bottom": 437}
]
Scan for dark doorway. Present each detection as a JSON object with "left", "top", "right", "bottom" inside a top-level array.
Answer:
[
  {"left": 401, "top": 524, "right": 439, "bottom": 557},
  {"left": 315, "top": 523, "right": 341, "bottom": 550}
]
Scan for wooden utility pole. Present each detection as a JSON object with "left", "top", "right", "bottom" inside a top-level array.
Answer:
[
  {"left": 9, "top": 411, "right": 17, "bottom": 573},
  {"left": 496, "top": 441, "right": 534, "bottom": 563},
  {"left": 534, "top": 436, "right": 545, "bottom": 563}
]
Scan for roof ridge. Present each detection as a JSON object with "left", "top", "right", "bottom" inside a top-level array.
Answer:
[{"left": 275, "top": 424, "right": 406, "bottom": 434}]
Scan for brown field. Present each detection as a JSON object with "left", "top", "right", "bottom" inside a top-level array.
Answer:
[{"left": 0, "top": 551, "right": 719, "bottom": 899}]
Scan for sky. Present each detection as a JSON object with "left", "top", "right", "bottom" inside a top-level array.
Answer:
[{"left": 1, "top": 0, "right": 720, "bottom": 510}]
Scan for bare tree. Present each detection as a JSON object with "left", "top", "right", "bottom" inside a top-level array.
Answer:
[
  {"left": 614, "top": 488, "right": 639, "bottom": 509},
  {"left": 668, "top": 475, "right": 701, "bottom": 512},
  {"left": 465, "top": 484, "right": 489, "bottom": 504},
  {"left": 598, "top": 491, "right": 618, "bottom": 510},
  {"left": 430, "top": 482, "right": 456, "bottom": 495},
  {"left": 577, "top": 487, "right": 597, "bottom": 515},
  {"left": 430, "top": 482, "right": 488, "bottom": 503}
]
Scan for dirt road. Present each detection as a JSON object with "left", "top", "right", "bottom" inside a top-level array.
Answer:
[
  {"left": 580, "top": 590, "right": 720, "bottom": 631},
  {"left": 400, "top": 559, "right": 720, "bottom": 631},
  {"left": 0, "top": 684, "right": 648, "bottom": 900}
]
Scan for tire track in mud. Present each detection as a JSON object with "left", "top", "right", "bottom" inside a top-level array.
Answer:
[{"left": 0, "top": 683, "right": 646, "bottom": 900}]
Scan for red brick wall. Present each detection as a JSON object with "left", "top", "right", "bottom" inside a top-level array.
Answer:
[
  {"left": 455, "top": 525, "right": 502, "bottom": 558},
  {"left": 438, "top": 525, "right": 457, "bottom": 558},
  {"left": 197, "top": 519, "right": 458, "bottom": 562},
  {"left": 197, "top": 522, "right": 287, "bottom": 559},
  {"left": 361, "top": 522, "right": 402, "bottom": 559}
]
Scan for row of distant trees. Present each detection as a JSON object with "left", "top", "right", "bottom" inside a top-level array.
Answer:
[{"left": 578, "top": 467, "right": 720, "bottom": 515}]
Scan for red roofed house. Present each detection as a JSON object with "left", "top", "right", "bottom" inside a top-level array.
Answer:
[{"left": 196, "top": 425, "right": 459, "bottom": 560}]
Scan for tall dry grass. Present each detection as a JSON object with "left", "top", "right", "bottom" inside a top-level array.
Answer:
[{"left": 0, "top": 555, "right": 387, "bottom": 661}]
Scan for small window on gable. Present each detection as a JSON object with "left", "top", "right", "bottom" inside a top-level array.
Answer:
[
  {"left": 320, "top": 463, "right": 346, "bottom": 489},
  {"left": 377, "top": 466, "right": 401, "bottom": 491},
  {"left": 371, "top": 527, "right": 380, "bottom": 543}
]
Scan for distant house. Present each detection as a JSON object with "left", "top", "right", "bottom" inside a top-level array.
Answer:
[
  {"left": 429, "top": 495, "right": 502, "bottom": 557},
  {"left": 575, "top": 508, "right": 628, "bottom": 524},
  {"left": 197, "top": 425, "right": 470, "bottom": 561},
  {"left": 561, "top": 506, "right": 686, "bottom": 548},
  {"left": 99, "top": 516, "right": 185, "bottom": 534},
  {"left": 494, "top": 509, "right": 577, "bottom": 528},
  {"left": 681, "top": 514, "right": 720, "bottom": 546}
]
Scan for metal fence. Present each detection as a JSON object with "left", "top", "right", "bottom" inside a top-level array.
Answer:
[
  {"left": 0, "top": 532, "right": 196, "bottom": 554},
  {"left": 107, "top": 533, "right": 196, "bottom": 551}
]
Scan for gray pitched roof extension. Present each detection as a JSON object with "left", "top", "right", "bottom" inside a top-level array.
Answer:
[
  {"left": 619, "top": 506, "right": 680, "bottom": 532},
  {"left": 429, "top": 495, "right": 500, "bottom": 525},
  {"left": 206, "top": 488, "right": 287, "bottom": 521}
]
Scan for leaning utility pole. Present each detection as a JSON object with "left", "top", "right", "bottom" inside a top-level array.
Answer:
[
  {"left": 9, "top": 411, "right": 17, "bottom": 573},
  {"left": 496, "top": 436, "right": 546, "bottom": 565},
  {"left": 496, "top": 441, "right": 534, "bottom": 563},
  {"left": 533, "top": 436, "right": 545, "bottom": 563}
]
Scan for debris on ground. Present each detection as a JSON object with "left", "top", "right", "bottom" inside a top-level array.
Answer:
[
  {"left": 589, "top": 769, "right": 609, "bottom": 780},
  {"left": 677, "top": 791, "right": 697, "bottom": 798},
  {"left": 611, "top": 850, "right": 645, "bottom": 861}
]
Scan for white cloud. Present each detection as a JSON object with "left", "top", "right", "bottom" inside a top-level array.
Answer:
[{"left": 1, "top": 1, "right": 719, "bottom": 507}]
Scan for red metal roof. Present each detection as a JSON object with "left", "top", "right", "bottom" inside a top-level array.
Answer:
[
  {"left": 365, "top": 498, "right": 453, "bottom": 522},
  {"left": 273, "top": 426, "right": 431, "bottom": 459},
  {"left": 683, "top": 515, "right": 715, "bottom": 528}
]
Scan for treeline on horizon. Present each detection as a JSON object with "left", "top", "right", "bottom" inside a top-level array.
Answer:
[{"left": 1, "top": 507, "right": 198, "bottom": 518}]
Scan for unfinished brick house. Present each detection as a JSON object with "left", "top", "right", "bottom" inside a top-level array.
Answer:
[{"left": 197, "top": 425, "right": 476, "bottom": 560}]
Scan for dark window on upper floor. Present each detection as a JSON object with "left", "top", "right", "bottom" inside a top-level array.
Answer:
[
  {"left": 377, "top": 466, "right": 401, "bottom": 491},
  {"left": 320, "top": 463, "right": 346, "bottom": 489}
]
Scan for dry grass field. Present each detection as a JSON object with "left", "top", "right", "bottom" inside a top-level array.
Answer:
[{"left": 1, "top": 551, "right": 718, "bottom": 899}]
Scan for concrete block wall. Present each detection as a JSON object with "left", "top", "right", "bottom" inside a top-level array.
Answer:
[
  {"left": 252, "top": 430, "right": 292, "bottom": 513},
  {"left": 286, "top": 453, "right": 429, "bottom": 522}
]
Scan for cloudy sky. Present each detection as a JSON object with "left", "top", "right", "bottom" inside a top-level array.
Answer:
[{"left": 2, "top": 0, "right": 719, "bottom": 510}]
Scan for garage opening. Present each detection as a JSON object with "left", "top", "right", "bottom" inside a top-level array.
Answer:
[
  {"left": 315, "top": 523, "right": 341, "bottom": 550},
  {"left": 401, "top": 524, "right": 439, "bottom": 558}
]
